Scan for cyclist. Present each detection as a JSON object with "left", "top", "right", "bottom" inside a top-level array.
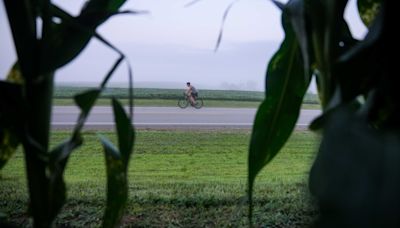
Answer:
[{"left": 185, "top": 82, "right": 198, "bottom": 106}]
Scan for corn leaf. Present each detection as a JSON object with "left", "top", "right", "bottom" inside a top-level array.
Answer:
[
  {"left": 47, "top": 37, "right": 126, "bottom": 226},
  {"left": 47, "top": 137, "right": 82, "bottom": 222},
  {"left": 248, "top": 2, "right": 311, "bottom": 223},
  {"left": 308, "top": 0, "right": 348, "bottom": 107},
  {"left": 40, "top": 2, "right": 142, "bottom": 73},
  {"left": 0, "top": 79, "right": 24, "bottom": 170},
  {"left": 0, "top": 129, "right": 19, "bottom": 170},
  {"left": 101, "top": 98, "right": 134, "bottom": 228}
]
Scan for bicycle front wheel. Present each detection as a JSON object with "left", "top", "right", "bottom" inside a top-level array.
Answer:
[
  {"left": 194, "top": 98, "right": 203, "bottom": 109},
  {"left": 178, "top": 98, "right": 189, "bottom": 108}
]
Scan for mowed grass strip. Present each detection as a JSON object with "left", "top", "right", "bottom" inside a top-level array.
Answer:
[
  {"left": 53, "top": 98, "right": 263, "bottom": 108},
  {"left": 0, "top": 130, "right": 320, "bottom": 227}
]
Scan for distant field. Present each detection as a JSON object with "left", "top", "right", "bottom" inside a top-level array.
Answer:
[
  {"left": 0, "top": 130, "right": 318, "bottom": 227},
  {"left": 54, "top": 87, "right": 320, "bottom": 104}
]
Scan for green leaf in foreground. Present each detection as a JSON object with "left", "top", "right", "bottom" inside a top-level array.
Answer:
[
  {"left": 0, "top": 66, "right": 24, "bottom": 170},
  {"left": 0, "top": 129, "right": 19, "bottom": 170},
  {"left": 248, "top": 3, "right": 311, "bottom": 224},
  {"left": 3, "top": 0, "right": 36, "bottom": 79},
  {"left": 101, "top": 98, "right": 134, "bottom": 228},
  {"left": 74, "top": 89, "right": 101, "bottom": 115},
  {"left": 40, "top": 1, "right": 128, "bottom": 74}
]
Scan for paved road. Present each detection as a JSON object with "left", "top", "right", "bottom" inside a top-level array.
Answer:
[{"left": 51, "top": 106, "right": 322, "bottom": 130}]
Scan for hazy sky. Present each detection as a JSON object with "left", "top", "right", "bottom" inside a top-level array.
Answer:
[{"left": 0, "top": 0, "right": 366, "bottom": 91}]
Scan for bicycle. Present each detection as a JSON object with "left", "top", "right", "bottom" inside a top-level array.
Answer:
[{"left": 178, "top": 92, "right": 204, "bottom": 109}]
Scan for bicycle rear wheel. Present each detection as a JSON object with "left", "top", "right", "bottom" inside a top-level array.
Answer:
[
  {"left": 178, "top": 98, "right": 189, "bottom": 108},
  {"left": 194, "top": 98, "right": 203, "bottom": 109}
]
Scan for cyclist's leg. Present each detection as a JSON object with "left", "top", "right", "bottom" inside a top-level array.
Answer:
[
  {"left": 189, "top": 93, "right": 196, "bottom": 105},
  {"left": 185, "top": 93, "right": 192, "bottom": 105}
]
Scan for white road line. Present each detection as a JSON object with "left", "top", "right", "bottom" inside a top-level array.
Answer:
[{"left": 52, "top": 111, "right": 250, "bottom": 115}]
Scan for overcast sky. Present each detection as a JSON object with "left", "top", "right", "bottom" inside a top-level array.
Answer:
[{"left": 0, "top": 0, "right": 366, "bottom": 91}]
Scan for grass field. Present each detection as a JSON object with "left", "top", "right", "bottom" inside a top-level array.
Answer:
[
  {"left": 0, "top": 130, "right": 320, "bottom": 227},
  {"left": 53, "top": 98, "right": 321, "bottom": 110}
]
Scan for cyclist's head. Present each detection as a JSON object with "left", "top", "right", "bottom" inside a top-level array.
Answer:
[{"left": 186, "top": 82, "right": 190, "bottom": 86}]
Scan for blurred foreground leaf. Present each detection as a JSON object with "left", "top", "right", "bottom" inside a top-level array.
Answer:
[
  {"left": 310, "top": 105, "right": 400, "bottom": 227},
  {"left": 3, "top": 0, "right": 36, "bottom": 79},
  {"left": 0, "top": 64, "right": 24, "bottom": 170},
  {"left": 0, "top": 129, "right": 19, "bottom": 170}
]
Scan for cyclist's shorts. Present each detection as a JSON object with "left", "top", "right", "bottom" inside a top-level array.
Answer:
[{"left": 191, "top": 92, "right": 198, "bottom": 98}]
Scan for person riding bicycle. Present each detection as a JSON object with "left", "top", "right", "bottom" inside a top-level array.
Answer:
[{"left": 185, "top": 82, "right": 198, "bottom": 106}]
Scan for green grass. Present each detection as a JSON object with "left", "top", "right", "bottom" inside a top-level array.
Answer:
[
  {"left": 0, "top": 130, "right": 320, "bottom": 227},
  {"left": 53, "top": 98, "right": 321, "bottom": 109}
]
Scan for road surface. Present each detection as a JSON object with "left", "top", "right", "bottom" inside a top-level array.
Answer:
[{"left": 51, "top": 106, "right": 321, "bottom": 130}]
